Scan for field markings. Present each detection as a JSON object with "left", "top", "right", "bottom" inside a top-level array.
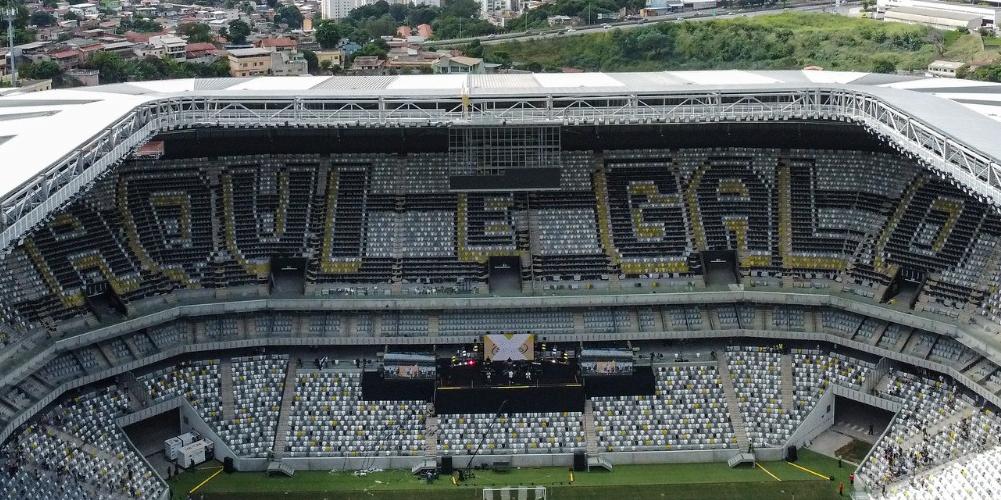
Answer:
[
  {"left": 755, "top": 463, "right": 781, "bottom": 482},
  {"left": 188, "top": 467, "right": 225, "bottom": 494},
  {"left": 785, "top": 461, "right": 831, "bottom": 480}
]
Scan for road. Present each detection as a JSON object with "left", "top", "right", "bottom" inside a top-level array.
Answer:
[{"left": 429, "top": 1, "right": 855, "bottom": 47}]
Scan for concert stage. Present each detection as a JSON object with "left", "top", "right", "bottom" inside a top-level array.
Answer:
[
  {"left": 434, "top": 383, "right": 585, "bottom": 414},
  {"left": 435, "top": 354, "right": 583, "bottom": 413},
  {"left": 583, "top": 366, "right": 657, "bottom": 398},
  {"left": 361, "top": 371, "right": 435, "bottom": 402}
]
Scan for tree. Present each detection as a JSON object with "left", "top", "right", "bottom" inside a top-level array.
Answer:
[
  {"left": 465, "top": 39, "right": 483, "bottom": 58},
  {"left": 0, "top": 4, "right": 34, "bottom": 45},
  {"left": 19, "top": 59, "right": 62, "bottom": 81},
  {"left": 870, "top": 56, "right": 896, "bottom": 74},
  {"left": 228, "top": 19, "right": 251, "bottom": 44},
  {"left": 178, "top": 22, "right": 214, "bottom": 43},
  {"left": 63, "top": 10, "right": 80, "bottom": 21},
  {"left": 302, "top": 49, "right": 318, "bottom": 74},
  {"left": 315, "top": 20, "right": 341, "bottom": 49},
  {"left": 354, "top": 38, "right": 389, "bottom": 58},
  {"left": 486, "top": 49, "right": 511, "bottom": 67},
  {"left": 406, "top": 6, "right": 437, "bottom": 26},
  {"left": 122, "top": 16, "right": 163, "bottom": 33},
  {"left": 41, "top": 0, "right": 58, "bottom": 8},
  {"left": 442, "top": 0, "right": 479, "bottom": 19},
  {"left": 361, "top": 14, "right": 396, "bottom": 37},
  {"left": 275, "top": 4, "right": 304, "bottom": 28},
  {"left": 30, "top": 11, "right": 56, "bottom": 27},
  {"left": 265, "top": 0, "right": 278, "bottom": 9},
  {"left": 84, "top": 52, "right": 129, "bottom": 84}
]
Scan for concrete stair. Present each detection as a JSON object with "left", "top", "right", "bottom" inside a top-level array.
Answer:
[
  {"left": 574, "top": 312, "right": 587, "bottom": 334},
  {"left": 118, "top": 372, "right": 148, "bottom": 411},
  {"left": 584, "top": 399, "right": 599, "bottom": 455},
  {"left": 46, "top": 425, "right": 119, "bottom": 464},
  {"left": 780, "top": 354, "right": 795, "bottom": 415},
  {"left": 900, "top": 406, "right": 978, "bottom": 450},
  {"left": 272, "top": 360, "right": 298, "bottom": 458},
  {"left": 717, "top": 354, "right": 751, "bottom": 452},
  {"left": 425, "top": 412, "right": 439, "bottom": 457},
  {"left": 220, "top": 357, "right": 235, "bottom": 421}
]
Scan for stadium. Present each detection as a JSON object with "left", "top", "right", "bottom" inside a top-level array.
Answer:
[{"left": 1, "top": 70, "right": 1001, "bottom": 500}]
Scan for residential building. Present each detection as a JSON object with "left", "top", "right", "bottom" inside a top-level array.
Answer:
[
  {"left": 103, "top": 41, "right": 139, "bottom": 59},
  {"left": 386, "top": 47, "right": 439, "bottom": 72},
  {"left": 48, "top": 49, "right": 83, "bottom": 70},
  {"left": 321, "top": 0, "right": 438, "bottom": 20},
  {"left": 350, "top": 55, "right": 386, "bottom": 75},
  {"left": 928, "top": 60, "right": 965, "bottom": 78},
  {"left": 69, "top": 2, "right": 99, "bottom": 17},
  {"left": 148, "top": 35, "right": 187, "bottom": 60},
  {"left": 185, "top": 42, "right": 218, "bottom": 59},
  {"left": 270, "top": 50, "right": 308, "bottom": 76},
  {"left": 432, "top": 55, "right": 485, "bottom": 74},
  {"left": 481, "top": 0, "right": 516, "bottom": 18},
  {"left": 65, "top": 68, "right": 100, "bottom": 86},
  {"left": 882, "top": 6, "right": 980, "bottom": 31},
  {"left": 876, "top": 0, "right": 999, "bottom": 29},
  {"left": 255, "top": 37, "right": 297, "bottom": 52},
  {"left": 547, "top": 15, "right": 574, "bottom": 26},
  {"left": 228, "top": 47, "right": 272, "bottom": 77},
  {"left": 337, "top": 39, "right": 362, "bottom": 56},
  {"left": 0, "top": 79, "right": 53, "bottom": 96},
  {"left": 315, "top": 49, "right": 345, "bottom": 69}
]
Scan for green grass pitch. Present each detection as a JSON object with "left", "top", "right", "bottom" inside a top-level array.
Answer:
[{"left": 169, "top": 449, "right": 857, "bottom": 500}]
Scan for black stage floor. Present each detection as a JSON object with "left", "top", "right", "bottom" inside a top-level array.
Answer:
[
  {"left": 361, "top": 371, "right": 435, "bottom": 401},
  {"left": 434, "top": 383, "right": 585, "bottom": 414},
  {"left": 583, "top": 366, "right": 657, "bottom": 398}
]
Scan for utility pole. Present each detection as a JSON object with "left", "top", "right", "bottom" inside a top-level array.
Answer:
[{"left": 4, "top": 5, "right": 16, "bottom": 88}]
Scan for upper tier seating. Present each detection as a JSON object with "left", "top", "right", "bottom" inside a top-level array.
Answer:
[
  {"left": 1, "top": 147, "right": 999, "bottom": 339},
  {"left": 439, "top": 310, "right": 574, "bottom": 335}
]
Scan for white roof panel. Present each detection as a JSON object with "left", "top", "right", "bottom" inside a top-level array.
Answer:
[
  {"left": 228, "top": 76, "right": 331, "bottom": 91},
  {"left": 0, "top": 90, "right": 156, "bottom": 199},
  {"left": 386, "top": 74, "right": 467, "bottom": 91},
  {"left": 800, "top": 70, "right": 868, "bottom": 84},
  {"left": 533, "top": 73, "right": 625, "bottom": 88},
  {"left": 128, "top": 79, "right": 197, "bottom": 93},
  {"left": 956, "top": 102, "right": 1001, "bottom": 122},
  {"left": 882, "top": 78, "right": 1000, "bottom": 90},
  {"left": 667, "top": 70, "right": 780, "bottom": 85},
  {"left": 3, "top": 71, "right": 1001, "bottom": 212}
]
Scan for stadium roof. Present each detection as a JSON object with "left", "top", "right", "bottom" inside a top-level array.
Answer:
[{"left": 2, "top": 70, "right": 1001, "bottom": 251}]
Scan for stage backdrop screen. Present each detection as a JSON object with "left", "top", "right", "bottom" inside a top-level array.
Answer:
[{"left": 484, "top": 333, "right": 535, "bottom": 362}]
